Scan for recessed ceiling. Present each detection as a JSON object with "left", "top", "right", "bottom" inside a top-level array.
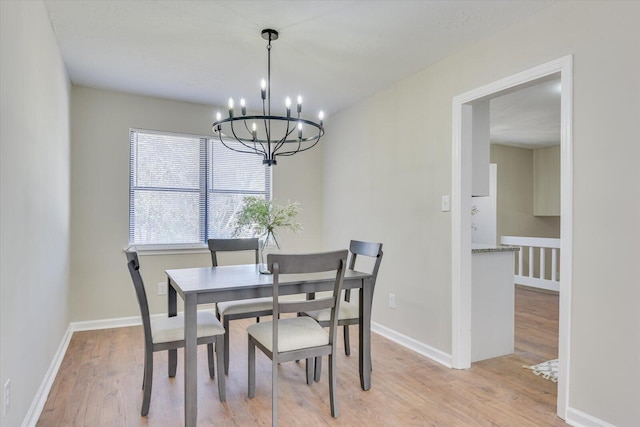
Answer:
[
  {"left": 490, "top": 78, "right": 561, "bottom": 149},
  {"left": 44, "top": 0, "right": 555, "bottom": 118}
]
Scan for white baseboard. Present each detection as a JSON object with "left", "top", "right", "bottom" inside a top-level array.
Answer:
[
  {"left": 70, "top": 314, "right": 143, "bottom": 331},
  {"left": 371, "top": 321, "right": 452, "bottom": 368},
  {"left": 566, "top": 407, "right": 616, "bottom": 427},
  {"left": 20, "top": 315, "right": 146, "bottom": 426},
  {"left": 22, "top": 324, "right": 74, "bottom": 427}
]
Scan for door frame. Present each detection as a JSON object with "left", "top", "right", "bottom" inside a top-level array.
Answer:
[{"left": 450, "top": 55, "right": 573, "bottom": 419}]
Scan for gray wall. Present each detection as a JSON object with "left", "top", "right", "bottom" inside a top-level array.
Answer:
[
  {"left": 70, "top": 86, "right": 325, "bottom": 321},
  {"left": 321, "top": 2, "right": 640, "bottom": 425},
  {"left": 0, "top": 1, "right": 71, "bottom": 425},
  {"left": 491, "top": 144, "right": 560, "bottom": 240}
]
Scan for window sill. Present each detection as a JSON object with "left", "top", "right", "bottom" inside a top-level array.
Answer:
[{"left": 125, "top": 244, "right": 209, "bottom": 256}]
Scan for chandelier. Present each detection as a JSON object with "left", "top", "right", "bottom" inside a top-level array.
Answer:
[{"left": 212, "top": 29, "right": 325, "bottom": 166}]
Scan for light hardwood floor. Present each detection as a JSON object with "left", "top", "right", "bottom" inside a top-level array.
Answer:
[{"left": 37, "top": 287, "right": 564, "bottom": 426}]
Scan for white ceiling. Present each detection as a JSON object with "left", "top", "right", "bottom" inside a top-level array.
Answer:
[
  {"left": 44, "top": 0, "right": 558, "bottom": 146},
  {"left": 490, "top": 78, "right": 561, "bottom": 148}
]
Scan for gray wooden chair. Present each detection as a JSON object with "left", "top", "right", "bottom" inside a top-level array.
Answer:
[
  {"left": 209, "top": 238, "right": 273, "bottom": 375},
  {"left": 247, "top": 250, "right": 348, "bottom": 425},
  {"left": 125, "top": 250, "right": 226, "bottom": 416},
  {"left": 302, "top": 240, "right": 383, "bottom": 381}
]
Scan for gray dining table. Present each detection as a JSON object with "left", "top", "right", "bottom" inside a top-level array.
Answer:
[{"left": 165, "top": 263, "right": 374, "bottom": 427}]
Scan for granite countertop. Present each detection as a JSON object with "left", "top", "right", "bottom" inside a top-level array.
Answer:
[{"left": 471, "top": 244, "right": 520, "bottom": 253}]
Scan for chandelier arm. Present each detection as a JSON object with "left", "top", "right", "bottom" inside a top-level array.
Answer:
[
  {"left": 276, "top": 138, "right": 321, "bottom": 156},
  {"left": 260, "top": 97, "right": 271, "bottom": 159},
  {"left": 228, "top": 120, "right": 268, "bottom": 156},
  {"left": 274, "top": 129, "right": 324, "bottom": 157},
  {"left": 274, "top": 116, "right": 293, "bottom": 150},
  {"left": 215, "top": 132, "right": 266, "bottom": 157},
  {"left": 271, "top": 123, "right": 298, "bottom": 154}
]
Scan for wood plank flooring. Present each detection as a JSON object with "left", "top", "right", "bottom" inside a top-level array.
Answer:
[{"left": 37, "top": 287, "right": 564, "bottom": 426}]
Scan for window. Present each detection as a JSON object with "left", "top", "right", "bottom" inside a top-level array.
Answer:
[{"left": 129, "top": 129, "right": 270, "bottom": 248}]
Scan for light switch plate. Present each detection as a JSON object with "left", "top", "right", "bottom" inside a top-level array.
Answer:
[{"left": 441, "top": 195, "right": 450, "bottom": 212}]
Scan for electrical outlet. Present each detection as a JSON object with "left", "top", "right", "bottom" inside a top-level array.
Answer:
[
  {"left": 388, "top": 293, "right": 396, "bottom": 309},
  {"left": 3, "top": 379, "right": 10, "bottom": 417},
  {"left": 158, "top": 282, "right": 167, "bottom": 296}
]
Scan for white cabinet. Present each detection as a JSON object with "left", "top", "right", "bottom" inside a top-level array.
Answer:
[
  {"left": 471, "top": 247, "right": 517, "bottom": 362},
  {"left": 471, "top": 101, "right": 490, "bottom": 196}
]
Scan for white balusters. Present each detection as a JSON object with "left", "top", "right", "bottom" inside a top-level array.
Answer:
[{"left": 500, "top": 236, "right": 560, "bottom": 292}]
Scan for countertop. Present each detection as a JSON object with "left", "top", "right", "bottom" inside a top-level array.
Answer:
[{"left": 471, "top": 244, "right": 520, "bottom": 253}]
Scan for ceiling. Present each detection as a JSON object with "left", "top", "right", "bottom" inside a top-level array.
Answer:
[
  {"left": 44, "top": 0, "right": 559, "bottom": 146},
  {"left": 490, "top": 78, "right": 561, "bottom": 148}
]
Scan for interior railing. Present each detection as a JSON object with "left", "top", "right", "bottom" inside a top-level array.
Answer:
[{"left": 501, "top": 235, "right": 560, "bottom": 292}]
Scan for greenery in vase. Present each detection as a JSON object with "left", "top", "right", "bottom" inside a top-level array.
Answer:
[{"left": 233, "top": 196, "right": 302, "bottom": 249}]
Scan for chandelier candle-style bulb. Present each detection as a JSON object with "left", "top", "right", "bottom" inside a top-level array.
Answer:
[
  {"left": 240, "top": 98, "right": 246, "bottom": 116},
  {"left": 211, "top": 28, "right": 325, "bottom": 166},
  {"left": 228, "top": 98, "right": 234, "bottom": 118},
  {"left": 319, "top": 110, "right": 324, "bottom": 126}
]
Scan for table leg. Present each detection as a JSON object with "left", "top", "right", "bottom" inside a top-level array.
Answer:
[
  {"left": 359, "top": 277, "right": 372, "bottom": 390},
  {"left": 168, "top": 279, "right": 177, "bottom": 377},
  {"left": 184, "top": 294, "right": 198, "bottom": 427}
]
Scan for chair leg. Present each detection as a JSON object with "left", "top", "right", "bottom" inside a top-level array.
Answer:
[
  {"left": 343, "top": 325, "right": 351, "bottom": 356},
  {"left": 215, "top": 336, "right": 226, "bottom": 402},
  {"left": 314, "top": 356, "right": 322, "bottom": 382},
  {"left": 248, "top": 337, "right": 256, "bottom": 398},
  {"left": 272, "top": 357, "right": 278, "bottom": 426},
  {"left": 223, "top": 317, "right": 230, "bottom": 375},
  {"left": 305, "top": 358, "right": 314, "bottom": 385},
  {"left": 328, "top": 353, "right": 338, "bottom": 418},
  {"left": 207, "top": 343, "right": 215, "bottom": 379},
  {"left": 168, "top": 349, "right": 177, "bottom": 377},
  {"left": 141, "top": 349, "right": 153, "bottom": 416},
  {"left": 142, "top": 352, "right": 146, "bottom": 390}
]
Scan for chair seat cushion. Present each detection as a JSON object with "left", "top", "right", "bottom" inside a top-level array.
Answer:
[
  {"left": 216, "top": 297, "right": 273, "bottom": 316},
  {"left": 247, "top": 317, "right": 328, "bottom": 353},
  {"left": 305, "top": 300, "right": 359, "bottom": 323},
  {"left": 216, "top": 295, "right": 306, "bottom": 316},
  {"left": 151, "top": 311, "right": 225, "bottom": 344}
]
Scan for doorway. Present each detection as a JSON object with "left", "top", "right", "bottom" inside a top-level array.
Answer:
[{"left": 450, "top": 56, "right": 573, "bottom": 419}]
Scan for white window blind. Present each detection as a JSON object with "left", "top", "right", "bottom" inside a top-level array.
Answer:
[{"left": 129, "top": 129, "right": 270, "bottom": 247}]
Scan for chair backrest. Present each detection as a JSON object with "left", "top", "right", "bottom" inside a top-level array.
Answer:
[
  {"left": 346, "top": 240, "right": 384, "bottom": 300},
  {"left": 208, "top": 238, "right": 259, "bottom": 266},
  {"left": 268, "top": 250, "right": 348, "bottom": 353},
  {"left": 125, "top": 250, "right": 153, "bottom": 349}
]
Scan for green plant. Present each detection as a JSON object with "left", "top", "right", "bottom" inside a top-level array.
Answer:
[{"left": 233, "top": 196, "right": 302, "bottom": 249}]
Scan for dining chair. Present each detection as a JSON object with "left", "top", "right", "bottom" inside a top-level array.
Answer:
[
  {"left": 247, "top": 250, "right": 348, "bottom": 425},
  {"left": 125, "top": 250, "right": 226, "bottom": 416},
  {"left": 302, "top": 240, "right": 383, "bottom": 381},
  {"left": 209, "top": 238, "right": 274, "bottom": 375}
]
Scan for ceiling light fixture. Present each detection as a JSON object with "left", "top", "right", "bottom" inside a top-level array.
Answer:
[{"left": 212, "top": 29, "right": 325, "bottom": 166}]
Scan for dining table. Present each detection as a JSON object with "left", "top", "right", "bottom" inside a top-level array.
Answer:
[{"left": 165, "top": 263, "right": 374, "bottom": 427}]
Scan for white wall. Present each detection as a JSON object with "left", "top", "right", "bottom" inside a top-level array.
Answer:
[
  {"left": 70, "top": 87, "right": 324, "bottom": 321},
  {"left": 322, "top": 2, "right": 640, "bottom": 425},
  {"left": 0, "top": 1, "right": 71, "bottom": 426}
]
